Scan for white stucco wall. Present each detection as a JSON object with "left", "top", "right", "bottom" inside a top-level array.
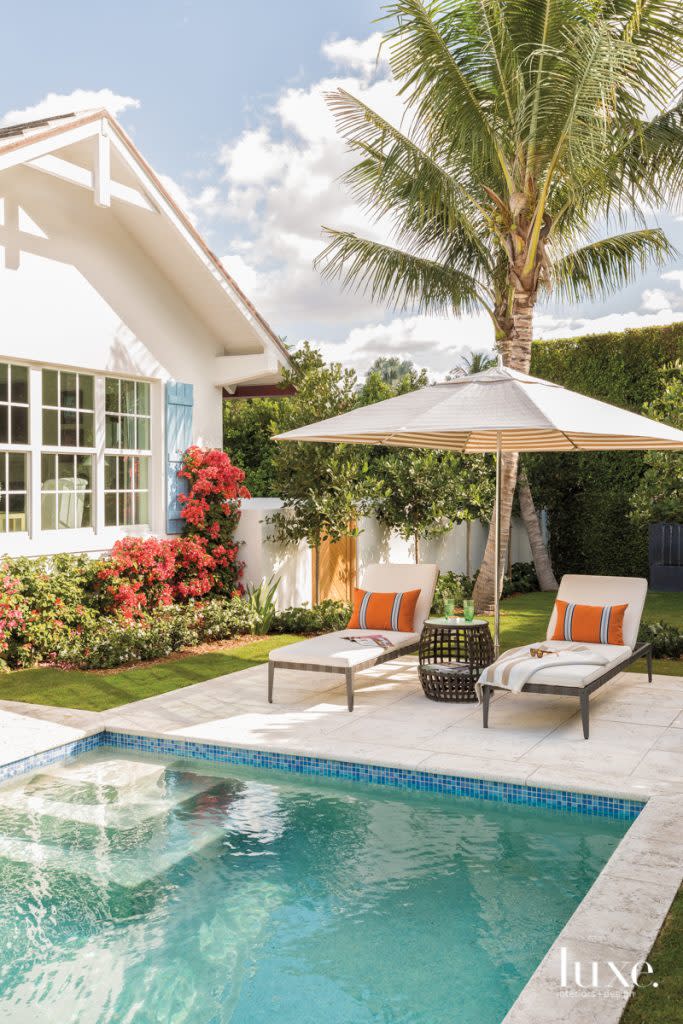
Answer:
[
  {"left": 0, "top": 167, "right": 239, "bottom": 557},
  {"left": 234, "top": 499, "right": 312, "bottom": 610},
  {"left": 237, "top": 501, "right": 533, "bottom": 609}
]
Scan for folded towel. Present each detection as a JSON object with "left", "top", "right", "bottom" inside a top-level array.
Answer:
[{"left": 476, "top": 643, "right": 610, "bottom": 701}]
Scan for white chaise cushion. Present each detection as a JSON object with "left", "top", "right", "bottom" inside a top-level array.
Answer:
[
  {"left": 519, "top": 640, "right": 632, "bottom": 689},
  {"left": 270, "top": 630, "right": 419, "bottom": 670},
  {"left": 546, "top": 574, "right": 647, "bottom": 651}
]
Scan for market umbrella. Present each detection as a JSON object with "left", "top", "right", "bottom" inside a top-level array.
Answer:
[{"left": 274, "top": 362, "right": 683, "bottom": 652}]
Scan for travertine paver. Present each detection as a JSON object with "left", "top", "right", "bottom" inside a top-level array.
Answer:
[{"left": 1, "top": 655, "right": 682, "bottom": 1023}]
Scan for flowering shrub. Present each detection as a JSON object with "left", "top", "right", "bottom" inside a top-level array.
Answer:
[
  {"left": 178, "top": 446, "right": 249, "bottom": 595},
  {"left": 0, "top": 449, "right": 256, "bottom": 668},
  {"left": 96, "top": 448, "right": 249, "bottom": 616},
  {"left": 1, "top": 555, "right": 100, "bottom": 668},
  {"left": 0, "top": 568, "right": 26, "bottom": 668}
]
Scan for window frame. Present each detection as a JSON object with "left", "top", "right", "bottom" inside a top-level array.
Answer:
[
  {"left": 0, "top": 359, "right": 31, "bottom": 536},
  {"left": 103, "top": 376, "right": 152, "bottom": 529},
  {"left": 0, "top": 361, "right": 158, "bottom": 547},
  {"left": 0, "top": 450, "right": 30, "bottom": 535}
]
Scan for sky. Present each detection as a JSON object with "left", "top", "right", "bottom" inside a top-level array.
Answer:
[{"left": 3, "top": 0, "right": 683, "bottom": 379}]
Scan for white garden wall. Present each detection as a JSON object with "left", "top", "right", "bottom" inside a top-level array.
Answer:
[{"left": 236, "top": 498, "right": 532, "bottom": 609}]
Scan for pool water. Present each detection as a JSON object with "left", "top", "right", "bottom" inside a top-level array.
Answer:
[{"left": 0, "top": 751, "right": 630, "bottom": 1024}]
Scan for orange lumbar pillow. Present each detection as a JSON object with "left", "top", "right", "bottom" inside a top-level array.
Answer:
[
  {"left": 347, "top": 588, "right": 421, "bottom": 633},
  {"left": 551, "top": 600, "right": 628, "bottom": 646}
]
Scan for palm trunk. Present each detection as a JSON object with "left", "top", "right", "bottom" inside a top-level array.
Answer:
[
  {"left": 472, "top": 289, "right": 533, "bottom": 612},
  {"left": 472, "top": 452, "right": 519, "bottom": 611},
  {"left": 414, "top": 532, "right": 420, "bottom": 564},
  {"left": 518, "top": 468, "right": 558, "bottom": 591}
]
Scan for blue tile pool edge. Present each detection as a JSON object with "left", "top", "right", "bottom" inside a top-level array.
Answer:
[{"left": 0, "top": 728, "right": 646, "bottom": 821}]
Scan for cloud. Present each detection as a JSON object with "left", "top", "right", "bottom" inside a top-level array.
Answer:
[
  {"left": 174, "top": 35, "right": 404, "bottom": 332},
  {"left": 322, "top": 32, "right": 385, "bottom": 78},
  {"left": 312, "top": 313, "right": 496, "bottom": 379},
  {"left": 2, "top": 89, "right": 140, "bottom": 127}
]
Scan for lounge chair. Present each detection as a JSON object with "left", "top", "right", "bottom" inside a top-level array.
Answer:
[
  {"left": 268, "top": 562, "right": 438, "bottom": 711},
  {"left": 480, "top": 574, "right": 653, "bottom": 739}
]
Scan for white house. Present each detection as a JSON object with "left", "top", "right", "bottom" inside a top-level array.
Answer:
[{"left": 0, "top": 109, "right": 290, "bottom": 557}]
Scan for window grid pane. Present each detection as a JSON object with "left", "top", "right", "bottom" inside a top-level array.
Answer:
[
  {"left": 40, "top": 452, "right": 93, "bottom": 530},
  {"left": 0, "top": 363, "right": 30, "bottom": 445},
  {"left": 42, "top": 369, "right": 95, "bottom": 449},
  {"left": 104, "top": 455, "right": 150, "bottom": 526},
  {"left": 104, "top": 377, "right": 151, "bottom": 453},
  {"left": 0, "top": 451, "right": 28, "bottom": 533}
]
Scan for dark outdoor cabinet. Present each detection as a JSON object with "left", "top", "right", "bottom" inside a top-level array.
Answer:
[{"left": 649, "top": 523, "right": 683, "bottom": 592}]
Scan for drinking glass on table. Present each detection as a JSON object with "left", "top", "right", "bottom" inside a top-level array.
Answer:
[{"left": 463, "top": 599, "right": 475, "bottom": 622}]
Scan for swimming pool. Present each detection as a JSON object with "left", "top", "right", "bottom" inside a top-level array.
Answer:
[{"left": 0, "top": 749, "right": 631, "bottom": 1024}]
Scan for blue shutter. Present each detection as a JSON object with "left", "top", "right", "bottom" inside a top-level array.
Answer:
[{"left": 165, "top": 381, "right": 194, "bottom": 534}]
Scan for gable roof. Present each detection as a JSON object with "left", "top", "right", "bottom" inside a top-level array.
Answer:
[{"left": 0, "top": 108, "right": 291, "bottom": 379}]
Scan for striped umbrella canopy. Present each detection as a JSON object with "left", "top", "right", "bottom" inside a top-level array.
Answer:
[{"left": 275, "top": 363, "right": 683, "bottom": 649}]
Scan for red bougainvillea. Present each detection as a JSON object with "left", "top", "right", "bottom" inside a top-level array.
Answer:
[
  {"left": 98, "top": 448, "right": 250, "bottom": 617},
  {"left": 178, "top": 446, "right": 250, "bottom": 596}
]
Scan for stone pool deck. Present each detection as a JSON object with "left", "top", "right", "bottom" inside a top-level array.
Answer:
[{"left": 1, "top": 653, "right": 682, "bottom": 1023}]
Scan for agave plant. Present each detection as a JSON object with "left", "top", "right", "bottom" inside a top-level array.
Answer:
[
  {"left": 315, "top": 0, "right": 683, "bottom": 607},
  {"left": 247, "top": 575, "right": 281, "bottom": 635}
]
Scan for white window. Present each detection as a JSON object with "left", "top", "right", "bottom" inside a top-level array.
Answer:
[
  {"left": 105, "top": 377, "right": 150, "bottom": 450},
  {"left": 0, "top": 452, "right": 28, "bottom": 533},
  {"left": 104, "top": 377, "right": 151, "bottom": 526},
  {"left": 40, "top": 370, "right": 95, "bottom": 531},
  {"left": 0, "top": 363, "right": 155, "bottom": 539},
  {"left": 0, "top": 363, "right": 30, "bottom": 444},
  {"left": 0, "top": 361, "right": 30, "bottom": 534},
  {"left": 41, "top": 453, "right": 93, "bottom": 530},
  {"left": 42, "top": 369, "right": 94, "bottom": 447}
]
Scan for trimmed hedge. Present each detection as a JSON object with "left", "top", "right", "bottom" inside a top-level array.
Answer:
[{"left": 529, "top": 323, "right": 683, "bottom": 578}]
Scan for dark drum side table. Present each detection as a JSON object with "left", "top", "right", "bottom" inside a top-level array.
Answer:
[{"left": 419, "top": 617, "right": 495, "bottom": 703}]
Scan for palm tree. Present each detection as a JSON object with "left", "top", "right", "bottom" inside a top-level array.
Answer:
[
  {"left": 447, "top": 348, "right": 497, "bottom": 379},
  {"left": 315, "top": 0, "right": 683, "bottom": 609},
  {"left": 367, "top": 355, "right": 418, "bottom": 386}
]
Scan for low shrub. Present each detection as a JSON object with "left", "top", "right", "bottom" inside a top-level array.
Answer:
[
  {"left": 503, "top": 561, "right": 539, "bottom": 596},
  {"left": 192, "top": 596, "right": 256, "bottom": 642},
  {"left": 431, "top": 563, "right": 538, "bottom": 614},
  {"left": 431, "top": 571, "right": 472, "bottom": 614},
  {"left": 65, "top": 597, "right": 256, "bottom": 670},
  {"left": 638, "top": 621, "right": 683, "bottom": 660},
  {"left": 272, "top": 600, "right": 352, "bottom": 635}
]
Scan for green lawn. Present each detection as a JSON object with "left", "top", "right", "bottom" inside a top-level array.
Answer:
[
  {"left": 482, "top": 590, "right": 683, "bottom": 677},
  {"left": 622, "top": 884, "right": 683, "bottom": 1024},
  {"left": 0, "top": 635, "right": 302, "bottom": 712}
]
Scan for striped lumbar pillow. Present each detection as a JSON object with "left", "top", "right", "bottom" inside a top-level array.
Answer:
[
  {"left": 551, "top": 600, "right": 628, "bottom": 645},
  {"left": 347, "top": 588, "right": 421, "bottom": 633}
]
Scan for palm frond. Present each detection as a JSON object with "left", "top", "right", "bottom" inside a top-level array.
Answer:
[
  {"left": 548, "top": 228, "right": 677, "bottom": 303},
  {"left": 326, "top": 88, "right": 490, "bottom": 259},
  {"left": 382, "top": 0, "right": 514, "bottom": 190},
  {"left": 315, "top": 229, "right": 491, "bottom": 316}
]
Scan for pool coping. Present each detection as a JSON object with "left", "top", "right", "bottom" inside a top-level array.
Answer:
[{"left": 0, "top": 724, "right": 681, "bottom": 1024}]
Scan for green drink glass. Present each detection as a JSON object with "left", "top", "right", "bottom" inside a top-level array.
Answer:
[{"left": 463, "top": 599, "right": 475, "bottom": 622}]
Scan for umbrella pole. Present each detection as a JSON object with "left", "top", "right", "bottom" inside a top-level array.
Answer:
[{"left": 494, "top": 432, "right": 502, "bottom": 655}]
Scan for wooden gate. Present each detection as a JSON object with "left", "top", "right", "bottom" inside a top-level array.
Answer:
[{"left": 313, "top": 532, "right": 357, "bottom": 604}]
